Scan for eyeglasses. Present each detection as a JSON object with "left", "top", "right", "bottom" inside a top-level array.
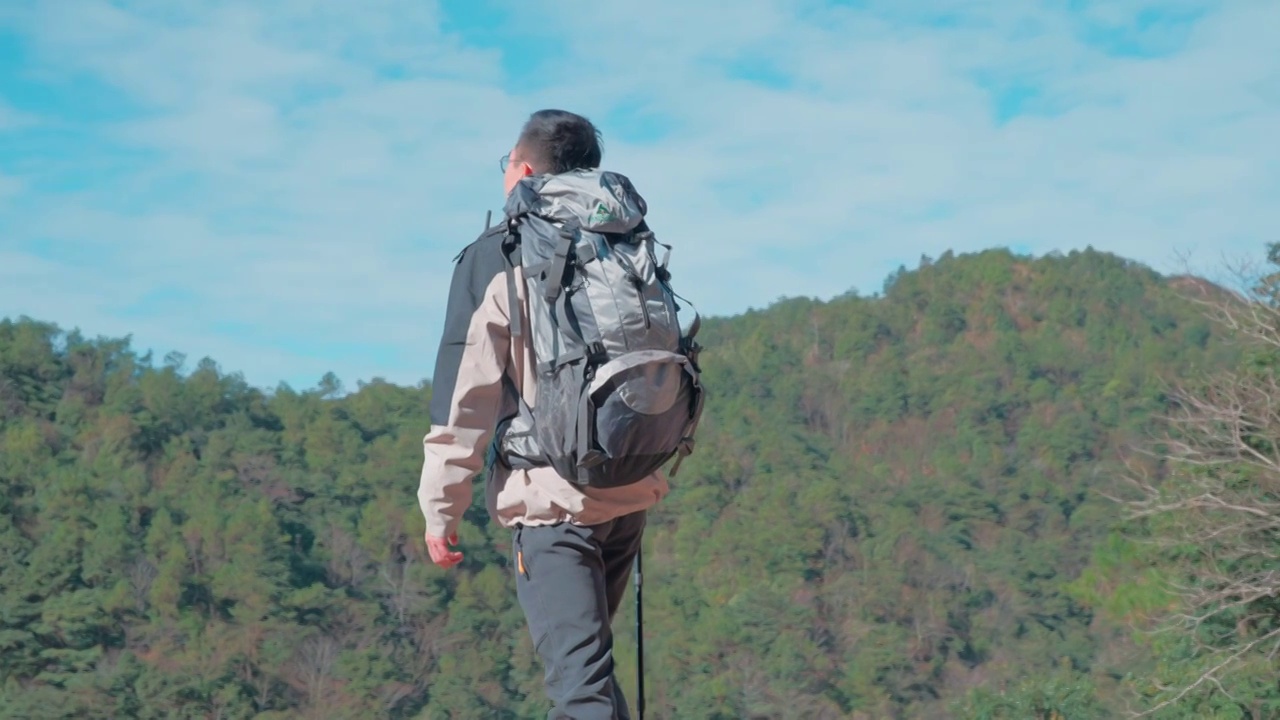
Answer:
[{"left": 500, "top": 153, "right": 510, "bottom": 172}]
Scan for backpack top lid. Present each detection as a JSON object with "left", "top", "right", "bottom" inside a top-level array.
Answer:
[{"left": 503, "top": 168, "right": 648, "bottom": 234}]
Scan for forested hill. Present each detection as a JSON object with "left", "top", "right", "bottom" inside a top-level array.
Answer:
[{"left": 0, "top": 247, "right": 1237, "bottom": 719}]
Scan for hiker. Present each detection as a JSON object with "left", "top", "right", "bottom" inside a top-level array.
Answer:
[{"left": 417, "top": 109, "right": 704, "bottom": 719}]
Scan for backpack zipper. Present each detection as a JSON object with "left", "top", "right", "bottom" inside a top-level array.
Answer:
[{"left": 632, "top": 277, "right": 651, "bottom": 329}]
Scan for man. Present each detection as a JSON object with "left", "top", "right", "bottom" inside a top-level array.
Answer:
[{"left": 417, "top": 109, "right": 670, "bottom": 719}]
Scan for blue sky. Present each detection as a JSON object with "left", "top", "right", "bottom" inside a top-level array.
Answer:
[{"left": 1, "top": 0, "right": 1277, "bottom": 392}]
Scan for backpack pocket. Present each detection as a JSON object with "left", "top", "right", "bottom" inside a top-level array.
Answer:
[
  {"left": 495, "top": 397, "right": 546, "bottom": 471},
  {"left": 575, "top": 350, "right": 702, "bottom": 488}
]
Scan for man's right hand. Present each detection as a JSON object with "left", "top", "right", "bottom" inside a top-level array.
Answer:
[{"left": 426, "top": 532, "right": 463, "bottom": 569}]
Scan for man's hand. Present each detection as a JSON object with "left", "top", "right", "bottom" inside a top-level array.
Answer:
[{"left": 425, "top": 532, "right": 463, "bottom": 569}]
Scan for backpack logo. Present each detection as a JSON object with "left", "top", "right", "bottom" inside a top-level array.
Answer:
[{"left": 588, "top": 201, "right": 618, "bottom": 226}]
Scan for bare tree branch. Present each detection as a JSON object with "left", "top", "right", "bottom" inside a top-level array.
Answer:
[{"left": 1109, "top": 255, "right": 1280, "bottom": 715}]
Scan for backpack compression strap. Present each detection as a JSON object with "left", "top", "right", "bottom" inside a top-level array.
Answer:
[
  {"left": 545, "top": 218, "right": 579, "bottom": 302},
  {"left": 667, "top": 362, "right": 706, "bottom": 477}
]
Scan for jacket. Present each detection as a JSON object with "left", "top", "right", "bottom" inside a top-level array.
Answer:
[{"left": 416, "top": 220, "right": 670, "bottom": 540}]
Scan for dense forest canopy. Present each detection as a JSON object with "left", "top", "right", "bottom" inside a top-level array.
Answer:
[{"left": 0, "top": 246, "right": 1271, "bottom": 718}]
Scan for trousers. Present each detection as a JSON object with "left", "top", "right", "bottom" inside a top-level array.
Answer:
[{"left": 512, "top": 510, "right": 646, "bottom": 720}]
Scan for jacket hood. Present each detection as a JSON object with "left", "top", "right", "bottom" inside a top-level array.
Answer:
[{"left": 504, "top": 169, "right": 648, "bottom": 234}]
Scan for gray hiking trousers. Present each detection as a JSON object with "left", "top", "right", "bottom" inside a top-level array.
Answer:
[{"left": 512, "top": 510, "right": 646, "bottom": 720}]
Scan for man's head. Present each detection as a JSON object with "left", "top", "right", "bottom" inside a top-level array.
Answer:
[{"left": 503, "top": 109, "right": 603, "bottom": 194}]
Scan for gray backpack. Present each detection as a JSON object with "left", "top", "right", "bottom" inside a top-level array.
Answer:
[{"left": 492, "top": 168, "right": 705, "bottom": 488}]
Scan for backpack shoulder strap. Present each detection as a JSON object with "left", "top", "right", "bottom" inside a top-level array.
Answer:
[{"left": 500, "top": 219, "right": 523, "bottom": 339}]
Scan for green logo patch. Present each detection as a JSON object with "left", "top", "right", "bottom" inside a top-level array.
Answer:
[{"left": 589, "top": 201, "right": 618, "bottom": 226}]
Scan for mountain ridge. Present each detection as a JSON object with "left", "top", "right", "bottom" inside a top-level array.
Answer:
[{"left": 0, "top": 244, "right": 1244, "bottom": 718}]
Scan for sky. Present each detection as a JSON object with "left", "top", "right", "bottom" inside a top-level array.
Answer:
[{"left": 1, "top": 0, "right": 1277, "bottom": 392}]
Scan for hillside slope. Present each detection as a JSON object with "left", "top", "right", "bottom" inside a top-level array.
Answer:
[
  {"left": 0, "top": 247, "right": 1234, "bottom": 718},
  {"left": 630, "top": 247, "right": 1237, "bottom": 718}
]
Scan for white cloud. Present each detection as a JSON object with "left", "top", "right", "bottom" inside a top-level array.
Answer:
[
  {"left": 0, "top": 103, "right": 37, "bottom": 132},
  {"left": 0, "top": 0, "right": 1276, "bottom": 390},
  {"left": 528, "top": 0, "right": 1278, "bottom": 292}
]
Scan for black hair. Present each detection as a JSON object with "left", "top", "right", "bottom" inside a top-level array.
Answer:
[{"left": 516, "top": 109, "right": 603, "bottom": 174}]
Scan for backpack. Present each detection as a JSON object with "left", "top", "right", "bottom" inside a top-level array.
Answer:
[{"left": 491, "top": 168, "right": 705, "bottom": 489}]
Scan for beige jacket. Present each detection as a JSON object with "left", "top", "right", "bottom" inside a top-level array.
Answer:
[{"left": 416, "top": 223, "right": 669, "bottom": 539}]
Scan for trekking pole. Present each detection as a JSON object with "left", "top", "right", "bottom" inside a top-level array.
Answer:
[{"left": 634, "top": 546, "right": 645, "bottom": 720}]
